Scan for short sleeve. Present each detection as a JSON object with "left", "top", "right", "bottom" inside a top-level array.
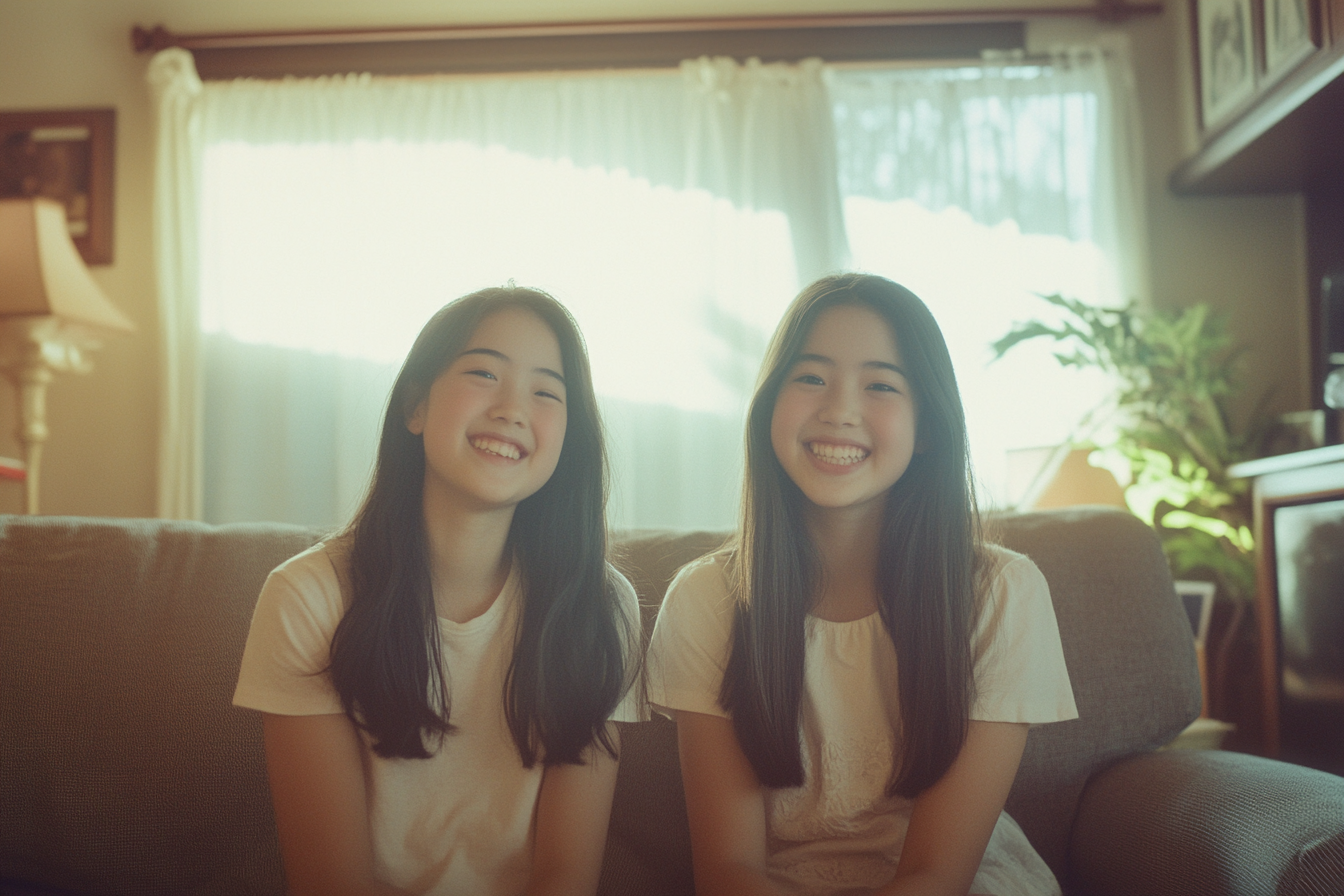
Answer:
[
  {"left": 233, "top": 543, "right": 347, "bottom": 716},
  {"left": 970, "top": 547, "right": 1079, "bottom": 724},
  {"left": 645, "top": 556, "right": 736, "bottom": 720},
  {"left": 608, "top": 568, "right": 649, "bottom": 723}
]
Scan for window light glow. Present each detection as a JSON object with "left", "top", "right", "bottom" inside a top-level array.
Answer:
[{"left": 201, "top": 139, "right": 795, "bottom": 416}]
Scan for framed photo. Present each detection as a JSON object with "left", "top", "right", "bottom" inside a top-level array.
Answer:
[
  {"left": 0, "top": 108, "right": 115, "bottom": 265},
  {"left": 1174, "top": 580, "right": 1217, "bottom": 647},
  {"left": 1262, "top": 0, "right": 1317, "bottom": 80},
  {"left": 1196, "top": 0, "right": 1257, "bottom": 129},
  {"left": 1175, "top": 579, "right": 1218, "bottom": 716}
]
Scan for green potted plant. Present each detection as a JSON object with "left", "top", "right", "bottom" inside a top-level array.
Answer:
[{"left": 991, "top": 294, "right": 1273, "bottom": 606}]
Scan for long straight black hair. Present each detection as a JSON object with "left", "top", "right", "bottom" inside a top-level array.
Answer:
[
  {"left": 720, "top": 272, "right": 984, "bottom": 798},
  {"left": 328, "top": 286, "right": 633, "bottom": 766}
]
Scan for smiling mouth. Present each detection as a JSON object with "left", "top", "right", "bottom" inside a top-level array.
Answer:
[
  {"left": 470, "top": 436, "right": 523, "bottom": 460},
  {"left": 808, "top": 442, "right": 868, "bottom": 465}
]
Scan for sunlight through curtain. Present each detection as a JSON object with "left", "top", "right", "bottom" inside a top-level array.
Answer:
[
  {"left": 148, "top": 42, "right": 1142, "bottom": 528},
  {"left": 828, "top": 41, "right": 1145, "bottom": 502}
]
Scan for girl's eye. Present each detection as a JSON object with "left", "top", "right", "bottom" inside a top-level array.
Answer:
[
  {"left": 794, "top": 373, "right": 824, "bottom": 386},
  {"left": 536, "top": 389, "right": 563, "bottom": 402},
  {"left": 466, "top": 369, "right": 497, "bottom": 380},
  {"left": 868, "top": 382, "right": 899, "bottom": 393}
]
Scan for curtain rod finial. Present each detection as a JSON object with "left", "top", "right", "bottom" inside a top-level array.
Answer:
[{"left": 132, "top": 25, "right": 175, "bottom": 54}]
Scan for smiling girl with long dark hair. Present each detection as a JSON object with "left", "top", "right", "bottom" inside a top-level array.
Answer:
[
  {"left": 235, "top": 285, "right": 640, "bottom": 896},
  {"left": 648, "top": 273, "right": 1077, "bottom": 896}
]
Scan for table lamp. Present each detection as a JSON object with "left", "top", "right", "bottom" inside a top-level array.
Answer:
[{"left": 0, "top": 196, "right": 134, "bottom": 514}]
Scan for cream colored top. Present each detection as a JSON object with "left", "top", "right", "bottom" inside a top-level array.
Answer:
[
  {"left": 233, "top": 542, "right": 641, "bottom": 896},
  {"left": 646, "top": 543, "right": 1077, "bottom": 896}
]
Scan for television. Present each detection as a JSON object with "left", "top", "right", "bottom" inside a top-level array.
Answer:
[
  {"left": 1236, "top": 446, "right": 1344, "bottom": 775},
  {"left": 1272, "top": 497, "right": 1344, "bottom": 774}
]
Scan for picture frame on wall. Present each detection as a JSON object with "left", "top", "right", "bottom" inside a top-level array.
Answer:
[
  {"left": 1262, "top": 0, "right": 1318, "bottom": 81},
  {"left": 0, "top": 108, "right": 115, "bottom": 265},
  {"left": 1196, "top": 0, "right": 1257, "bottom": 129}
]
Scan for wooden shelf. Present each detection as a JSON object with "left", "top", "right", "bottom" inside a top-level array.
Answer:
[{"left": 1170, "top": 43, "right": 1344, "bottom": 195}]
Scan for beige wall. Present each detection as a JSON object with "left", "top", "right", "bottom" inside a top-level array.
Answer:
[{"left": 0, "top": 0, "right": 1311, "bottom": 518}]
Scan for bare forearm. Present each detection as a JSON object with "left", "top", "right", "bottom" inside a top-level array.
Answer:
[
  {"left": 287, "top": 879, "right": 412, "bottom": 896},
  {"left": 693, "top": 862, "right": 788, "bottom": 896},
  {"left": 873, "top": 869, "right": 971, "bottom": 896},
  {"left": 524, "top": 730, "right": 622, "bottom": 896}
]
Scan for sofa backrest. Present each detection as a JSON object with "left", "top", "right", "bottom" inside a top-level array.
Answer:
[
  {"left": 992, "top": 507, "right": 1202, "bottom": 882},
  {"left": 0, "top": 515, "right": 324, "bottom": 896},
  {"left": 0, "top": 508, "right": 1200, "bottom": 896}
]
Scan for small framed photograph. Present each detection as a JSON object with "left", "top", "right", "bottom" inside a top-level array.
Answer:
[
  {"left": 1196, "top": 0, "right": 1257, "bottom": 129},
  {"left": 1174, "top": 580, "right": 1217, "bottom": 647},
  {"left": 1175, "top": 579, "right": 1218, "bottom": 716},
  {"left": 1262, "top": 0, "right": 1317, "bottom": 81},
  {"left": 0, "top": 108, "right": 115, "bottom": 265}
]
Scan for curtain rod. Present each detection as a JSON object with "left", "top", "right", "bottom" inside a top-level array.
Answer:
[{"left": 131, "top": 4, "right": 1160, "bottom": 53}]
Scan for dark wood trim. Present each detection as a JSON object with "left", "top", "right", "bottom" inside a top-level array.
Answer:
[
  {"left": 1307, "top": 183, "right": 1344, "bottom": 423},
  {"left": 170, "top": 25, "right": 1027, "bottom": 79},
  {"left": 131, "top": 6, "right": 1160, "bottom": 52},
  {"left": 129, "top": 6, "right": 1161, "bottom": 78}
]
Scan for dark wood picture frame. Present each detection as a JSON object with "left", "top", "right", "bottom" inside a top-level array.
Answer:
[
  {"left": 1260, "top": 0, "right": 1320, "bottom": 82},
  {"left": 0, "top": 108, "right": 115, "bottom": 265},
  {"left": 1194, "top": 0, "right": 1258, "bottom": 129}
]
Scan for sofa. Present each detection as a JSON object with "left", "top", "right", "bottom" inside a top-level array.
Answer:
[{"left": 1, "top": 506, "right": 1342, "bottom": 896}]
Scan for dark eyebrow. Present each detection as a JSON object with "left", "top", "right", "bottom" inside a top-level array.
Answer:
[
  {"left": 793, "top": 353, "right": 906, "bottom": 378},
  {"left": 460, "top": 347, "right": 566, "bottom": 385}
]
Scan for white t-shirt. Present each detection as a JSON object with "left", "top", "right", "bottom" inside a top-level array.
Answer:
[
  {"left": 646, "top": 543, "right": 1078, "bottom": 896},
  {"left": 233, "top": 541, "right": 642, "bottom": 896}
]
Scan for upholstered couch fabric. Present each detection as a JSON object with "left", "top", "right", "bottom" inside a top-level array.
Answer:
[{"left": 2, "top": 509, "right": 1342, "bottom": 896}]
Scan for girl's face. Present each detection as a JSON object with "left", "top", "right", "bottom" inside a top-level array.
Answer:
[
  {"left": 770, "top": 304, "right": 919, "bottom": 522},
  {"left": 408, "top": 307, "right": 568, "bottom": 515}
]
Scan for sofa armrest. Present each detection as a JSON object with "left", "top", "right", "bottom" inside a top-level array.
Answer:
[{"left": 1069, "top": 749, "right": 1344, "bottom": 896}]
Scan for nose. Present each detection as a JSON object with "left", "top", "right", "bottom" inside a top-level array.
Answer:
[
  {"left": 490, "top": 381, "right": 527, "bottom": 426},
  {"left": 818, "top": 381, "right": 860, "bottom": 426}
]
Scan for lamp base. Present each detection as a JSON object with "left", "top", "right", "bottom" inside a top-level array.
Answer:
[{"left": 0, "top": 316, "right": 109, "bottom": 514}]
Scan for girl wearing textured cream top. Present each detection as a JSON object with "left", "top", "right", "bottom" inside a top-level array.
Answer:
[
  {"left": 235, "top": 286, "right": 641, "bottom": 896},
  {"left": 647, "top": 273, "right": 1077, "bottom": 896}
]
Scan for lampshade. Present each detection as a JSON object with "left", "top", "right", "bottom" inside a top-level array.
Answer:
[{"left": 0, "top": 197, "right": 133, "bottom": 332}]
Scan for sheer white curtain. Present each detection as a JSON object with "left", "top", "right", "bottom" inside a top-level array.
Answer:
[
  {"left": 148, "top": 51, "right": 843, "bottom": 528},
  {"left": 148, "top": 49, "right": 206, "bottom": 519},
  {"left": 148, "top": 42, "right": 1141, "bottom": 527},
  {"left": 828, "top": 40, "right": 1145, "bottom": 502}
]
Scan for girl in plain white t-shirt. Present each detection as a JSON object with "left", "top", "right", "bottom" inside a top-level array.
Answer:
[
  {"left": 234, "top": 286, "right": 641, "bottom": 896},
  {"left": 646, "top": 273, "right": 1077, "bottom": 896}
]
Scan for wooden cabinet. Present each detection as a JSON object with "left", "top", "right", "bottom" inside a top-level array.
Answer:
[{"left": 1228, "top": 445, "right": 1344, "bottom": 771}]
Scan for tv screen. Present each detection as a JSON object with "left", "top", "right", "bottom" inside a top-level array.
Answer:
[{"left": 1275, "top": 497, "right": 1344, "bottom": 702}]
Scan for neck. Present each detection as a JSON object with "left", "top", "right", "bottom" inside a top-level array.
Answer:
[
  {"left": 806, "top": 502, "right": 883, "bottom": 622},
  {"left": 421, "top": 488, "right": 515, "bottom": 624}
]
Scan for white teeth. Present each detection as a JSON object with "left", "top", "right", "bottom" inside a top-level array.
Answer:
[
  {"left": 471, "top": 437, "right": 521, "bottom": 459},
  {"left": 809, "top": 442, "right": 867, "bottom": 465}
]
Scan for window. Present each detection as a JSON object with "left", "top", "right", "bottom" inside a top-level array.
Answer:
[{"left": 152, "top": 45, "right": 1142, "bottom": 528}]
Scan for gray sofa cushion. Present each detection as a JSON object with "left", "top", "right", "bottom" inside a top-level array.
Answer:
[
  {"left": 1071, "top": 749, "right": 1344, "bottom": 895},
  {"left": 0, "top": 516, "right": 323, "bottom": 896},
  {"left": 995, "top": 507, "right": 1203, "bottom": 884}
]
